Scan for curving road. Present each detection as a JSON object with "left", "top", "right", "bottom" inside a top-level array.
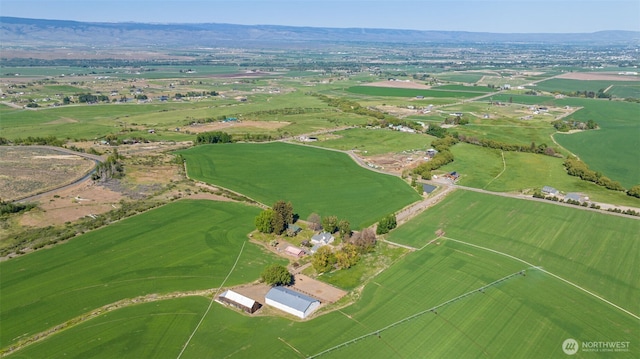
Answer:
[{"left": 11, "top": 145, "right": 105, "bottom": 203}]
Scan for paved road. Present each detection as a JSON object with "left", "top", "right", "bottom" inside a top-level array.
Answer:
[{"left": 11, "top": 145, "right": 105, "bottom": 203}]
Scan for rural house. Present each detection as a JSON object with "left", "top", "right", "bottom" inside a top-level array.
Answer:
[
  {"left": 217, "top": 290, "right": 261, "bottom": 314},
  {"left": 542, "top": 186, "right": 559, "bottom": 196},
  {"left": 311, "top": 232, "right": 334, "bottom": 246},
  {"left": 265, "top": 286, "right": 320, "bottom": 319}
]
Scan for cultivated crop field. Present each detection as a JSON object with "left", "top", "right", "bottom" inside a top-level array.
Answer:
[
  {"left": 178, "top": 142, "right": 422, "bottom": 228},
  {"left": 347, "top": 86, "right": 485, "bottom": 99},
  {"left": 13, "top": 226, "right": 637, "bottom": 358},
  {"left": 0, "top": 200, "right": 286, "bottom": 352},
  {"left": 386, "top": 190, "right": 640, "bottom": 311}
]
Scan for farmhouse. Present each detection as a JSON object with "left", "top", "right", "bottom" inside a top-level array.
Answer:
[
  {"left": 285, "top": 245, "right": 305, "bottom": 257},
  {"left": 542, "top": 186, "right": 559, "bottom": 196},
  {"left": 265, "top": 286, "right": 320, "bottom": 319},
  {"left": 217, "top": 290, "right": 261, "bottom": 314},
  {"left": 311, "top": 232, "right": 334, "bottom": 245},
  {"left": 565, "top": 193, "right": 582, "bottom": 202}
]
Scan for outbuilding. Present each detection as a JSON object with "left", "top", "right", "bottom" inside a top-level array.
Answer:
[
  {"left": 217, "top": 290, "right": 261, "bottom": 314},
  {"left": 265, "top": 286, "right": 320, "bottom": 319}
]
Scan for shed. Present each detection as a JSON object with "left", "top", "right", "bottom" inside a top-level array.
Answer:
[
  {"left": 287, "top": 224, "right": 302, "bottom": 236},
  {"left": 217, "top": 290, "right": 261, "bottom": 314},
  {"left": 265, "top": 287, "right": 320, "bottom": 319},
  {"left": 285, "top": 245, "right": 305, "bottom": 257},
  {"left": 542, "top": 186, "right": 559, "bottom": 196},
  {"left": 422, "top": 184, "right": 437, "bottom": 194}
]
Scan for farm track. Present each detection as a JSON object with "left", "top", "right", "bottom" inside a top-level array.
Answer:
[{"left": 12, "top": 145, "right": 105, "bottom": 203}]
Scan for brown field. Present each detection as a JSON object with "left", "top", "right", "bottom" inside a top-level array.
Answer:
[
  {"left": 362, "top": 80, "right": 431, "bottom": 89},
  {"left": 0, "top": 147, "right": 96, "bottom": 201},
  {"left": 556, "top": 72, "right": 640, "bottom": 81},
  {"left": 187, "top": 120, "right": 290, "bottom": 133}
]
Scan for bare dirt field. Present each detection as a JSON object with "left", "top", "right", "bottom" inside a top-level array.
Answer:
[
  {"left": 0, "top": 147, "right": 96, "bottom": 201},
  {"left": 556, "top": 72, "right": 640, "bottom": 81},
  {"left": 19, "top": 180, "right": 123, "bottom": 227},
  {"left": 187, "top": 120, "right": 290, "bottom": 133},
  {"left": 363, "top": 80, "right": 431, "bottom": 89},
  {"left": 363, "top": 152, "right": 425, "bottom": 175}
]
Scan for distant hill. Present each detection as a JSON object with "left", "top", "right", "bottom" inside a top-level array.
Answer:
[{"left": 1, "top": 16, "right": 639, "bottom": 48}]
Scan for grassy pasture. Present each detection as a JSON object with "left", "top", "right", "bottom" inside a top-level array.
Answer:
[
  {"left": 438, "top": 143, "right": 640, "bottom": 206},
  {"left": 0, "top": 200, "right": 284, "bottom": 350},
  {"left": 435, "top": 72, "right": 487, "bottom": 83},
  {"left": 347, "top": 86, "right": 484, "bottom": 99},
  {"left": 386, "top": 190, "right": 640, "bottom": 311},
  {"left": 312, "top": 127, "right": 435, "bottom": 155},
  {"left": 178, "top": 142, "right": 422, "bottom": 228}
]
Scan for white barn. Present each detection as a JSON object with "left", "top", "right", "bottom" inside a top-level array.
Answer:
[
  {"left": 265, "top": 287, "right": 320, "bottom": 319},
  {"left": 217, "top": 290, "right": 261, "bottom": 314}
]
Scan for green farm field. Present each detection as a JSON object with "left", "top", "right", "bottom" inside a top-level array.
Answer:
[
  {"left": 473, "top": 95, "right": 640, "bottom": 188},
  {"left": 534, "top": 78, "right": 640, "bottom": 95},
  {"left": 0, "top": 200, "right": 285, "bottom": 351},
  {"left": 438, "top": 143, "right": 640, "bottom": 206},
  {"left": 312, "top": 127, "right": 435, "bottom": 155},
  {"left": 347, "top": 86, "right": 484, "bottom": 99},
  {"left": 15, "top": 230, "right": 637, "bottom": 358},
  {"left": 386, "top": 190, "right": 640, "bottom": 311},
  {"left": 178, "top": 142, "right": 422, "bottom": 228}
]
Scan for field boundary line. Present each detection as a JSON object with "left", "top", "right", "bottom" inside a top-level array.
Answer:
[
  {"left": 442, "top": 236, "right": 640, "bottom": 321},
  {"left": 483, "top": 150, "right": 505, "bottom": 190},
  {"left": 306, "top": 269, "right": 528, "bottom": 359},
  {"left": 176, "top": 240, "right": 247, "bottom": 359}
]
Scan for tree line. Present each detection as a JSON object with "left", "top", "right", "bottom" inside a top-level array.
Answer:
[{"left": 563, "top": 156, "right": 625, "bottom": 192}]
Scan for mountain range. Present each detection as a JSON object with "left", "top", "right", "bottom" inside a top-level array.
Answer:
[{"left": 1, "top": 16, "right": 638, "bottom": 48}]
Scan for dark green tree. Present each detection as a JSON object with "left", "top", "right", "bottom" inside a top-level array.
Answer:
[
  {"left": 272, "top": 200, "right": 294, "bottom": 235},
  {"left": 261, "top": 264, "right": 292, "bottom": 286},
  {"left": 255, "top": 209, "right": 276, "bottom": 233},
  {"left": 312, "top": 246, "right": 336, "bottom": 273},
  {"left": 322, "top": 215, "right": 338, "bottom": 233}
]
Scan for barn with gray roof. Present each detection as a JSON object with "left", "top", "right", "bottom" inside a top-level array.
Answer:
[{"left": 265, "top": 286, "right": 320, "bottom": 319}]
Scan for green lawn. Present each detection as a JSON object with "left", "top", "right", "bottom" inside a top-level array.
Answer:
[
  {"left": 0, "top": 200, "right": 285, "bottom": 351},
  {"left": 178, "top": 142, "right": 422, "bottom": 228}
]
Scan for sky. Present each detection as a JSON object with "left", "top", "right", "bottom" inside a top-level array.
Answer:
[{"left": 1, "top": 0, "right": 639, "bottom": 33}]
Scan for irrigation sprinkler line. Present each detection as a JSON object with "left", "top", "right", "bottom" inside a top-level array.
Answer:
[
  {"left": 442, "top": 236, "right": 640, "bottom": 321},
  {"left": 306, "top": 269, "right": 528, "bottom": 359},
  {"left": 176, "top": 241, "right": 247, "bottom": 359}
]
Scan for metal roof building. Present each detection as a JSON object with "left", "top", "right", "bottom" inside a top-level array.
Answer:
[
  {"left": 265, "top": 286, "right": 320, "bottom": 319},
  {"left": 218, "top": 290, "right": 261, "bottom": 314}
]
